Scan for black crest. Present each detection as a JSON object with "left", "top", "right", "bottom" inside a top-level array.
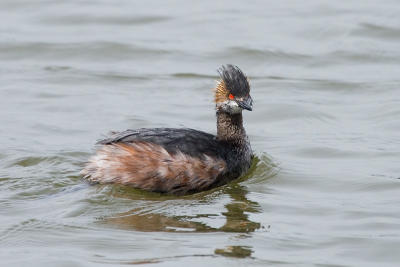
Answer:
[{"left": 218, "top": 64, "right": 250, "bottom": 97}]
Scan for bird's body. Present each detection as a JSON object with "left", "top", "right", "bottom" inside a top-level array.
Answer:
[{"left": 82, "top": 65, "right": 254, "bottom": 195}]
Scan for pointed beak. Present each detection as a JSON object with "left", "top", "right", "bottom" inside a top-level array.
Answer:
[{"left": 237, "top": 96, "right": 253, "bottom": 111}]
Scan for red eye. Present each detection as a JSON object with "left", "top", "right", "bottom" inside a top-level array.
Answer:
[{"left": 229, "top": 94, "right": 234, "bottom": 100}]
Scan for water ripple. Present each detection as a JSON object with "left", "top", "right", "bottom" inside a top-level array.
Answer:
[
  {"left": 352, "top": 22, "right": 400, "bottom": 41},
  {"left": 0, "top": 42, "right": 171, "bottom": 60},
  {"left": 39, "top": 15, "right": 171, "bottom": 26}
]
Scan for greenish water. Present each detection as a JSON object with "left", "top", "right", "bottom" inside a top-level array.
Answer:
[{"left": 1, "top": 1, "right": 400, "bottom": 266}]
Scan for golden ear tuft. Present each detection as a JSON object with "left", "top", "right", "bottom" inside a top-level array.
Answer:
[{"left": 214, "top": 80, "right": 228, "bottom": 103}]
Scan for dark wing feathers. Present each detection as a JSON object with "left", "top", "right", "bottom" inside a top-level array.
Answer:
[{"left": 97, "top": 128, "right": 225, "bottom": 159}]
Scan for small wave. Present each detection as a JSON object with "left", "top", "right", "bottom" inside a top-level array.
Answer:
[
  {"left": 171, "top": 73, "right": 217, "bottom": 79},
  {"left": 38, "top": 15, "right": 170, "bottom": 26},
  {"left": 11, "top": 156, "right": 57, "bottom": 167},
  {"left": 294, "top": 146, "right": 367, "bottom": 159},
  {"left": 214, "top": 46, "right": 312, "bottom": 64},
  {"left": 352, "top": 23, "right": 400, "bottom": 41},
  {"left": 242, "top": 153, "right": 280, "bottom": 184},
  {"left": 0, "top": 41, "right": 171, "bottom": 61}
]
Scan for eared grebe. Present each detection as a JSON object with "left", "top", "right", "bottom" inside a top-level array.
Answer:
[{"left": 82, "top": 65, "right": 253, "bottom": 195}]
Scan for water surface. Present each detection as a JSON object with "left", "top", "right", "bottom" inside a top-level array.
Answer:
[{"left": 1, "top": 0, "right": 400, "bottom": 266}]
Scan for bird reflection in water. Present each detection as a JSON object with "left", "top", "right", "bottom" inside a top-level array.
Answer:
[
  {"left": 101, "top": 155, "right": 277, "bottom": 234},
  {"left": 103, "top": 182, "right": 260, "bottom": 233}
]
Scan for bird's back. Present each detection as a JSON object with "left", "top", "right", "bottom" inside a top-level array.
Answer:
[{"left": 98, "top": 128, "right": 226, "bottom": 159}]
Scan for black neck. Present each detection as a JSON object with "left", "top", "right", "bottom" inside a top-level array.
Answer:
[{"left": 216, "top": 111, "right": 246, "bottom": 144}]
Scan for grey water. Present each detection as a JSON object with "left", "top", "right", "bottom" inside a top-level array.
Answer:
[{"left": 1, "top": 0, "right": 400, "bottom": 266}]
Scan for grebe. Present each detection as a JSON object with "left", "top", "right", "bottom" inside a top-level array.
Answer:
[{"left": 82, "top": 65, "right": 253, "bottom": 195}]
